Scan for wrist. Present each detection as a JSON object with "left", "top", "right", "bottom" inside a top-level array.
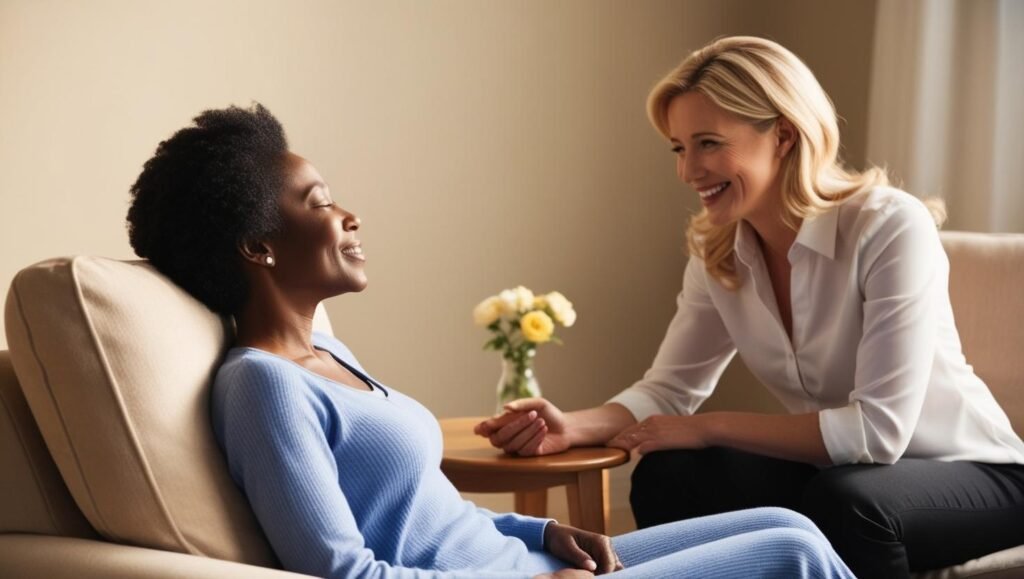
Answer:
[
  {"left": 564, "top": 412, "right": 584, "bottom": 447},
  {"left": 542, "top": 520, "right": 560, "bottom": 550},
  {"left": 567, "top": 404, "right": 637, "bottom": 447},
  {"left": 699, "top": 412, "right": 724, "bottom": 447}
]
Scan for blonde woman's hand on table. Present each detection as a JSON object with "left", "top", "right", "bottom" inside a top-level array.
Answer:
[
  {"left": 473, "top": 398, "right": 570, "bottom": 456},
  {"left": 475, "top": 399, "right": 639, "bottom": 456},
  {"left": 607, "top": 415, "right": 710, "bottom": 455}
]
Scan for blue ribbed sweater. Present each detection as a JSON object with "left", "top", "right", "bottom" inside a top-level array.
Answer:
[{"left": 210, "top": 332, "right": 561, "bottom": 579}]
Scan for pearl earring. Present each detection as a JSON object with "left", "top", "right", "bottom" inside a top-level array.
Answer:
[{"left": 265, "top": 256, "right": 275, "bottom": 266}]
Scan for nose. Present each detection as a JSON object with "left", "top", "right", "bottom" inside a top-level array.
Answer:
[
  {"left": 677, "top": 151, "right": 704, "bottom": 184},
  {"left": 342, "top": 210, "right": 360, "bottom": 231}
]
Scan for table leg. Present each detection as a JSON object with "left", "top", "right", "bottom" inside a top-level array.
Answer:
[
  {"left": 515, "top": 488, "right": 548, "bottom": 518},
  {"left": 565, "top": 469, "right": 608, "bottom": 534}
]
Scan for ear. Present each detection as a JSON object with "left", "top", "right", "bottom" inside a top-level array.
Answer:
[
  {"left": 238, "top": 238, "right": 275, "bottom": 267},
  {"left": 775, "top": 117, "right": 798, "bottom": 158}
]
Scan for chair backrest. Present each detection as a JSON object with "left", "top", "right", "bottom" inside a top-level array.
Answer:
[
  {"left": 4, "top": 256, "right": 333, "bottom": 564},
  {"left": 0, "top": 350, "right": 97, "bottom": 538},
  {"left": 941, "top": 231, "right": 1024, "bottom": 436}
]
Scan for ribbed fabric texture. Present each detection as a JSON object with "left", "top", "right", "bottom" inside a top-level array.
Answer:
[
  {"left": 211, "top": 333, "right": 556, "bottom": 579},
  {"left": 608, "top": 508, "right": 855, "bottom": 578},
  {"left": 210, "top": 333, "right": 855, "bottom": 579}
]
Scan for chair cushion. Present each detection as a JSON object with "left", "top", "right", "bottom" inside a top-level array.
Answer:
[
  {"left": 0, "top": 350, "right": 97, "bottom": 537},
  {"left": 4, "top": 256, "right": 333, "bottom": 565},
  {"left": 913, "top": 543, "right": 1024, "bottom": 579},
  {"left": 941, "top": 231, "right": 1024, "bottom": 437}
]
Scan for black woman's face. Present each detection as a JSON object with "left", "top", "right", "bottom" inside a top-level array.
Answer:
[{"left": 267, "top": 152, "right": 367, "bottom": 300}]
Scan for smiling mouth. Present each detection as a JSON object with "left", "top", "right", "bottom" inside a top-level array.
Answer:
[
  {"left": 340, "top": 243, "right": 365, "bottom": 262},
  {"left": 697, "top": 182, "right": 730, "bottom": 203}
]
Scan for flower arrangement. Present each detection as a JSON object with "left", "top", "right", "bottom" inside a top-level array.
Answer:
[{"left": 473, "top": 286, "right": 576, "bottom": 409}]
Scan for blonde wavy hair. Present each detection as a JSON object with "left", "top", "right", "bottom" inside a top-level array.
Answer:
[{"left": 647, "top": 36, "right": 889, "bottom": 290}]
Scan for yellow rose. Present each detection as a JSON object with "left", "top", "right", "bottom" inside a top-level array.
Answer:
[
  {"left": 473, "top": 296, "right": 503, "bottom": 326},
  {"left": 544, "top": 291, "right": 576, "bottom": 327},
  {"left": 520, "top": 310, "right": 555, "bottom": 343}
]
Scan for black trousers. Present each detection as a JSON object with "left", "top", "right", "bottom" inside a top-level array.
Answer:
[{"left": 630, "top": 448, "right": 1024, "bottom": 578}]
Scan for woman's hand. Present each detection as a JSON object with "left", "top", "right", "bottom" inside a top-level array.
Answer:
[
  {"left": 607, "top": 414, "right": 710, "bottom": 455},
  {"left": 473, "top": 398, "right": 570, "bottom": 456},
  {"left": 533, "top": 570, "right": 594, "bottom": 579},
  {"left": 543, "top": 522, "right": 623, "bottom": 575}
]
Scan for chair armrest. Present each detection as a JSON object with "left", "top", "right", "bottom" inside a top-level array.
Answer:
[{"left": 0, "top": 534, "right": 314, "bottom": 579}]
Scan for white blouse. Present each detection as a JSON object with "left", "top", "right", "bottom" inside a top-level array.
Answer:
[{"left": 610, "top": 187, "right": 1024, "bottom": 465}]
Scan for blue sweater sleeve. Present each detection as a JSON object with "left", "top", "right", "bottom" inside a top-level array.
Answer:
[
  {"left": 476, "top": 508, "right": 552, "bottom": 552},
  {"left": 217, "top": 361, "right": 532, "bottom": 579}
]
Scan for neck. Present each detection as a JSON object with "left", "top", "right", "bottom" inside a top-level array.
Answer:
[
  {"left": 746, "top": 212, "right": 800, "bottom": 262},
  {"left": 234, "top": 282, "right": 319, "bottom": 358}
]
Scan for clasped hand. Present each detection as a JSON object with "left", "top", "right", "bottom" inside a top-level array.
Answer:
[
  {"left": 534, "top": 522, "right": 622, "bottom": 578},
  {"left": 473, "top": 398, "right": 571, "bottom": 456},
  {"left": 475, "top": 398, "right": 710, "bottom": 457}
]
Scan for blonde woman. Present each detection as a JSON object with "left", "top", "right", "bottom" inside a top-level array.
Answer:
[{"left": 476, "top": 36, "right": 1024, "bottom": 578}]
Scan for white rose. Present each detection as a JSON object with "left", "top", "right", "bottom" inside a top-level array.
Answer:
[
  {"left": 498, "top": 289, "right": 518, "bottom": 317},
  {"left": 473, "top": 296, "right": 503, "bottom": 326},
  {"left": 512, "top": 286, "right": 535, "bottom": 313},
  {"left": 544, "top": 291, "right": 576, "bottom": 327}
]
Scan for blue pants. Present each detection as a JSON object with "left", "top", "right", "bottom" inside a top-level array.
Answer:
[
  {"left": 608, "top": 507, "right": 853, "bottom": 578},
  {"left": 527, "top": 507, "right": 854, "bottom": 578}
]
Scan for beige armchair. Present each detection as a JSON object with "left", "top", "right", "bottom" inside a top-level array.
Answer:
[{"left": 1, "top": 232, "right": 1023, "bottom": 578}]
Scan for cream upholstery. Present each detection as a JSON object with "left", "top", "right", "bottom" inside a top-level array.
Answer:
[
  {"left": 0, "top": 535, "right": 311, "bottom": 579},
  {"left": 3, "top": 256, "right": 329, "bottom": 576},
  {"left": 911, "top": 232, "right": 1024, "bottom": 578},
  {"left": 0, "top": 351, "right": 96, "bottom": 538},
  {"left": 940, "top": 231, "right": 1024, "bottom": 436},
  {"left": 0, "top": 235, "right": 1020, "bottom": 578}
]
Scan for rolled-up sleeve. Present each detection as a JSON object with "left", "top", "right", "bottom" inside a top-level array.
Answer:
[
  {"left": 609, "top": 257, "right": 736, "bottom": 422},
  {"left": 819, "top": 201, "right": 940, "bottom": 465}
]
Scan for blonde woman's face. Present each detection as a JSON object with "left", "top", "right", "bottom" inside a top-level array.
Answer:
[{"left": 666, "top": 92, "right": 785, "bottom": 228}]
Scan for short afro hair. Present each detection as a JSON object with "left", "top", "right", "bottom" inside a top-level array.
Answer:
[{"left": 126, "top": 103, "right": 288, "bottom": 315}]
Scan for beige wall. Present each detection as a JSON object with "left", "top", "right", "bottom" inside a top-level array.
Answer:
[
  {"left": 0, "top": 0, "right": 876, "bottom": 422},
  {"left": 0, "top": 0, "right": 878, "bottom": 527}
]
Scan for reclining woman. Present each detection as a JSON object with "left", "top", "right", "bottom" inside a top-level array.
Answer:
[
  {"left": 476, "top": 36, "right": 1024, "bottom": 578},
  {"left": 125, "top": 103, "right": 853, "bottom": 578}
]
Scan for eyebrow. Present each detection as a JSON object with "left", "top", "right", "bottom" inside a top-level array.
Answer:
[
  {"left": 669, "top": 131, "right": 724, "bottom": 144},
  {"left": 302, "top": 182, "right": 328, "bottom": 200}
]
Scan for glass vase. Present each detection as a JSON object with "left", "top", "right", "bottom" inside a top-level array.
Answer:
[{"left": 495, "top": 355, "right": 541, "bottom": 414}]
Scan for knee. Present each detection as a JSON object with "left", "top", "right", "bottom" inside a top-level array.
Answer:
[
  {"left": 745, "top": 528, "right": 839, "bottom": 577},
  {"left": 630, "top": 448, "right": 714, "bottom": 491},
  {"left": 801, "top": 467, "right": 896, "bottom": 541},
  {"left": 744, "top": 507, "right": 825, "bottom": 539},
  {"left": 633, "top": 449, "right": 694, "bottom": 483},
  {"left": 630, "top": 449, "right": 714, "bottom": 529}
]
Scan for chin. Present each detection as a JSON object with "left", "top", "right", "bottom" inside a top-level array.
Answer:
[{"left": 705, "top": 211, "right": 734, "bottom": 227}]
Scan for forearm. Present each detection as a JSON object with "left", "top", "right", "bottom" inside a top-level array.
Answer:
[
  {"left": 565, "top": 403, "right": 637, "bottom": 447},
  {"left": 703, "top": 411, "right": 832, "bottom": 466}
]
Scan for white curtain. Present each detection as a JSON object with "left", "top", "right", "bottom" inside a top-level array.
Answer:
[{"left": 866, "top": 0, "right": 1024, "bottom": 232}]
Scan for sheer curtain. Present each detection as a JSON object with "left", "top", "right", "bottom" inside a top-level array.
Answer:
[{"left": 866, "top": 0, "right": 1024, "bottom": 232}]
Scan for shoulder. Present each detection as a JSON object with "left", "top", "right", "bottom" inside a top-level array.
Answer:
[
  {"left": 838, "top": 186, "right": 938, "bottom": 248},
  {"left": 213, "top": 350, "right": 324, "bottom": 421},
  {"left": 842, "top": 186, "right": 935, "bottom": 229}
]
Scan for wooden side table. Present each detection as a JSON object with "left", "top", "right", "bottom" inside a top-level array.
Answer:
[{"left": 439, "top": 417, "right": 629, "bottom": 534}]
